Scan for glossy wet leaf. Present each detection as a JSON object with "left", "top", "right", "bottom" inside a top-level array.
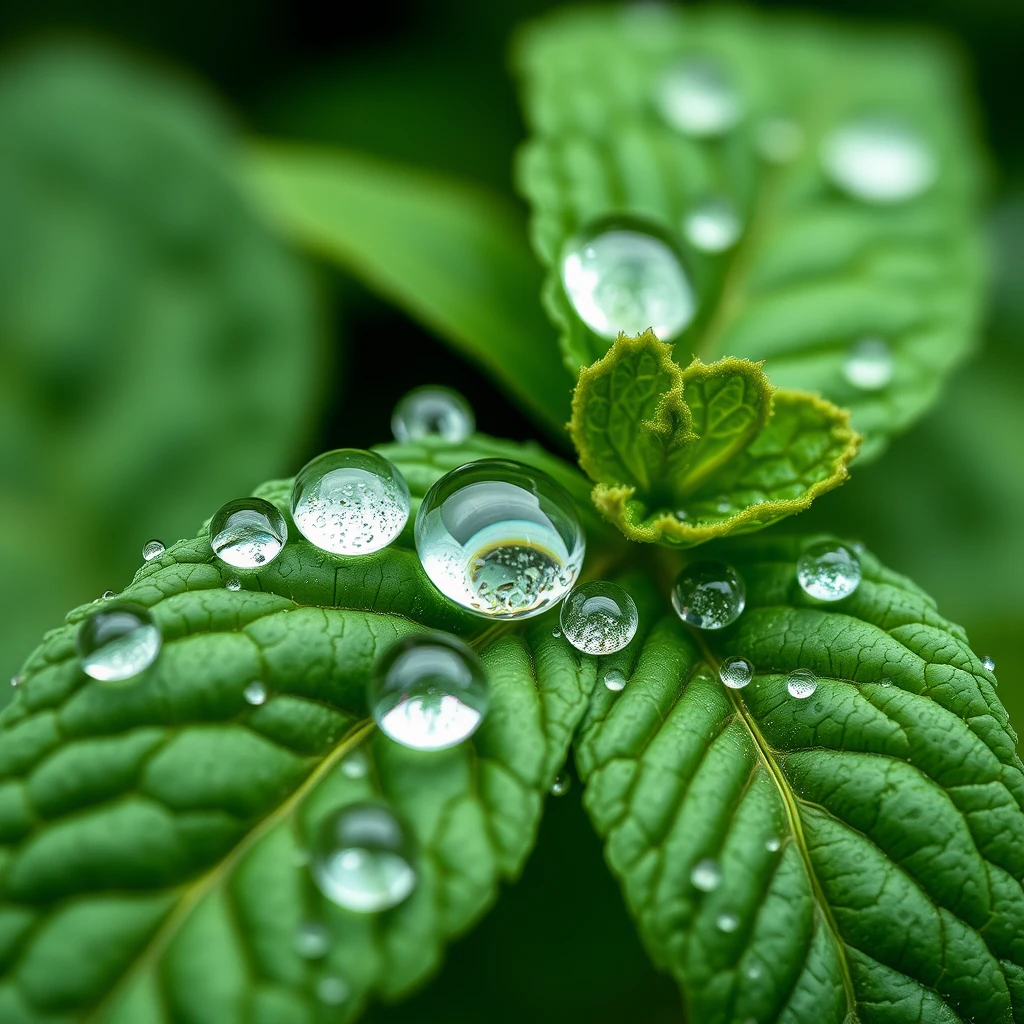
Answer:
[
  {"left": 0, "top": 435, "right": 597, "bottom": 1023},
  {"left": 577, "top": 535, "right": 1024, "bottom": 1024},
  {"left": 514, "top": 6, "right": 986, "bottom": 459},
  {"left": 570, "top": 331, "right": 858, "bottom": 545},
  {"left": 0, "top": 44, "right": 325, "bottom": 698},
  {"left": 245, "top": 142, "right": 572, "bottom": 436}
]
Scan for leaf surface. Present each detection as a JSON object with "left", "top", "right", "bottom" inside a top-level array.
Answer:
[
  {"left": 0, "top": 436, "right": 598, "bottom": 1024},
  {"left": 576, "top": 535, "right": 1024, "bottom": 1024},
  {"left": 514, "top": 6, "right": 986, "bottom": 459}
]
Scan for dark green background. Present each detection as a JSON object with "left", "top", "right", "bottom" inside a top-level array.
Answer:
[{"left": 0, "top": 1, "right": 1020, "bottom": 1020}]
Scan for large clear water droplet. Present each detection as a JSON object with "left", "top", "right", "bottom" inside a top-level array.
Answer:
[
  {"left": 142, "top": 539, "right": 165, "bottom": 562},
  {"left": 690, "top": 858, "right": 722, "bottom": 892},
  {"left": 684, "top": 196, "right": 742, "bottom": 252},
  {"left": 291, "top": 449, "right": 410, "bottom": 555},
  {"left": 671, "top": 562, "right": 746, "bottom": 630},
  {"left": 603, "top": 668, "right": 627, "bottom": 692},
  {"left": 77, "top": 604, "right": 162, "bottom": 682},
  {"left": 561, "top": 219, "right": 696, "bottom": 340},
  {"left": 719, "top": 656, "right": 753, "bottom": 690},
  {"left": 415, "top": 459, "right": 585, "bottom": 619},
  {"left": 843, "top": 337, "right": 894, "bottom": 390},
  {"left": 559, "top": 581, "right": 638, "bottom": 655},
  {"left": 821, "top": 115, "right": 936, "bottom": 203},
  {"left": 756, "top": 116, "right": 804, "bottom": 163},
  {"left": 369, "top": 633, "right": 488, "bottom": 751},
  {"left": 209, "top": 497, "right": 288, "bottom": 568},
  {"left": 786, "top": 668, "right": 818, "bottom": 699},
  {"left": 243, "top": 681, "right": 267, "bottom": 706},
  {"left": 295, "top": 921, "right": 329, "bottom": 959},
  {"left": 391, "top": 386, "right": 475, "bottom": 444},
  {"left": 550, "top": 772, "right": 572, "bottom": 797},
  {"left": 311, "top": 803, "right": 417, "bottom": 913},
  {"left": 656, "top": 56, "right": 741, "bottom": 137},
  {"left": 797, "top": 542, "right": 861, "bottom": 601}
]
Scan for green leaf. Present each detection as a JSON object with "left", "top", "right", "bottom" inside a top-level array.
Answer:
[
  {"left": 0, "top": 44, "right": 326, "bottom": 697},
  {"left": 513, "top": 6, "right": 987, "bottom": 460},
  {"left": 0, "top": 434, "right": 598, "bottom": 1024},
  {"left": 576, "top": 535, "right": 1024, "bottom": 1024},
  {"left": 569, "top": 331, "right": 858, "bottom": 546},
  {"left": 243, "top": 142, "right": 573, "bottom": 437}
]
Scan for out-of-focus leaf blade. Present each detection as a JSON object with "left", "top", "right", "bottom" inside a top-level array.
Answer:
[
  {"left": 244, "top": 143, "right": 573, "bottom": 436},
  {"left": 577, "top": 536, "right": 1024, "bottom": 1023},
  {"left": 514, "top": 6, "right": 986, "bottom": 459}
]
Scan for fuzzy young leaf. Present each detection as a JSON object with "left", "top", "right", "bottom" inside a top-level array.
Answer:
[
  {"left": 514, "top": 6, "right": 986, "bottom": 459},
  {"left": 577, "top": 535, "right": 1024, "bottom": 1024},
  {"left": 0, "top": 435, "right": 599, "bottom": 1024},
  {"left": 570, "top": 332, "right": 858, "bottom": 545}
]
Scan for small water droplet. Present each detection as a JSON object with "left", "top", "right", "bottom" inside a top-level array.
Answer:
[
  {"left": 225, "top": 577, "right": 242, "bottom": 592},
  {"left": 982, "top": 655, "right": 996, "bottom": 672},
  {"left": 10, "top": 675, "right": 20, "bottom": 688},
  {"left": 311, "top": 803, "right": 417, "bottom": 912},
  {"left": 561, "top": 218, "right": 696, "bottom": 340},
  {"left": 142, "top": 539, "right": 165, "bottom": 562},
  {"left": 719, "top": 656, "right": 753, "bottom": 690},
  {"left": 210, "top": 497, "right": 288, "bottom": 568},
  {"left": 560, "top": 582, "right": 638, "bottom": 655},
  {"left": 797, "top": 542, "right": 861, "bottom": 601},
  {"left": 415, "top": 460, "right": 585, "bottom": 620},
  {"left": 747, "top": 963, "right": 763, "bottom": 980},
  {"left": 765, "top": 836, "right": 781, "bottom": 852},
  {"left": 316, "top": 975, "right": 350, "bottom": 1006},
  {"left": 551, "top": 628, "right": 562, "bottom": 639},
  {"left": 340, "top": 749, "right": 370, "bottom": 779},
  {"left": 716, "top": 911, "right": 740, "bottom": 933},
  {"left": 843, "top": 337, "right": 894, "bottom": 391},
  {"left": 656, "top": 56, "right": 741, "bottom": 137},
  {"left": 550, "top": 772, "right": 572, "bottom": 797},
  {"left": 370, "top": 633, "right": 488, "bottom": 751},
  {"left": 101, "top": 590, "right": 116, "bottom": 600},
  {"left": 684, "top": 196, "right": 742, "bottom": 252},
  {"left": 786, "top": 668, "right": 818, "bottom": 700},
  {"left": 291, "top": 449, "right": 410, "bottom": 556},
  {"left": 690, "top": 858, "right": 722, "bottom": 892},
  {"left": 244, "top": 681, "right": 267, "bottom": 705},
  {"left": 671, "top": 562, "right": 746, "bottom": 630},
  {"left": 821, "top": 115, "right": 936, "bottom": 203},
  {"left": 756, "top": 116, "right": 804, "bottom": 163},
  {"left": 76, "top": 604, "right": 162, "bottom": 682},
  {"left": 674, "top": 508, "right": 689, "bottom": 521},
  {"left": 295, "top": 921, "right": 329, "bottom": 959},
  {"left": 879, "top": 678, "right": 893, "bottom": 689},
  {"left": 391, "top": 386, "right": 475, "bottom": 444},
  {"left": 603, "top": 668, "right": 627, "bottom": 693}
]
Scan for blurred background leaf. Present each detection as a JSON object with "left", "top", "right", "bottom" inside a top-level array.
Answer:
[{"left": 0, "top": 43, "right": 327, "bottom": 704}]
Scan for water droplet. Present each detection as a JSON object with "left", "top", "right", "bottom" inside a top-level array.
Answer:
[
  {"left": 316, "top": 976, "right": 350, "bottom": 1006},
  {"left": 716, "top": 911, "right": 740, "bottom": 933},
  {"left": 225, "top": 577, "right": 242, "bottom": 592},
  {"left": 843, "top": 337, "right": 894, "bottom": 390},
  {"left": 291, "top": 449, "right": 410, "bottom": 555},
  {"left": 550, "top": 772, "right": 572, "bottom": 797},
  {"left": 982, "top": 655, "right": 996, "bottom": 672},
  {"left": 209, "top": 497, "right": 288, "bottom": 568},
  {"left": 415, "top": 460, "right": 585, "bottom": 619},
  {"left": 551, "top": 628, "right": 562, "bottom": 639},
  {"left": 559, "top": 581, "right": 638, "bottom": 655},
  {"left": 821, "top": 115, "right": 936, "bottom": 203},
  {"left": 786, "top": 668, "right": 818, "bottom": 700},
  {"left": 603, "top": 668, "right": 627, "bottom": 693},
  {"left": 244, "top": 681, "right": 267, "bottom": 705},
  {"left": 765, "top": 836, "right": 781, "bottom": 853},
  {"left": 756, "top": 116, "right": 804, "bottom": 163},
  {"left": 340, "top": 749, "right": 370, "bottom": 779},
  {"left": 369, "top": 633, "right": 488, "bottom": 751},
  {"left": 561, "top": 218, "right": 696, "bottom": 340},
  {"left": 76, "top": 604, "right": 161, "bottom": 682},
  {"left": 142, "top": 539, "right": 165, "bottom": 562},
  {"left": 311, "top": 803, "right": 417, "bottom": 912},
  {"left": 747, "top": 963, "right": 763, "bottom": 980},
  {"left": 674, "top": 509, "right": 689, "bottom": 521},
  {"left": 797, "top": 541, "right": 861, "bottom": 601},
  {"left": 10, "top": 675, "right": 19, "bottom": 688},
  {"left": 684, "top": 196, "right": 742, "bottom": 252},
  {"left": 101, "top": 590, "right": 116, "bottom": 600},
  {"left": 295, "top": 921, "right": 329, "bottom": 959},
  {"left": 671, "top": 562, "right": 746, "bottom": 630},
  {"left": 690, "top": 858, "right": 722, "bottom": 892},
  {"left": 391, "top": 386, "right": 475, "bottom": 444},
  {"left": 656, "top": 56, "right": 741, "bottom": 137},
  {"left": 719, "top": 656, "right": 753, "bottom": 690}
]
